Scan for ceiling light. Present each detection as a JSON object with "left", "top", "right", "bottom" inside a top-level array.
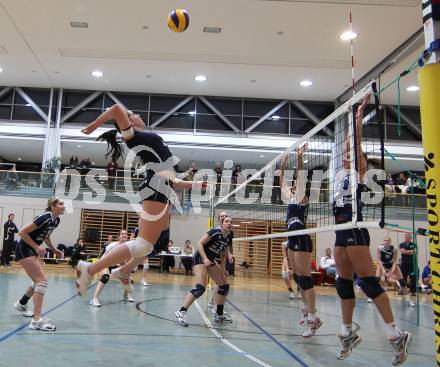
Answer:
[
  {"left": 406, "top": 85, "right": 419, "bottom": 92},
  {"left": 0, "top": 67, "right": 3, "bottom": 73},
  {"left": 70, "top": 21, "right": 88, "bottom": 28},
  {"left": 272, "top": 115, "right": 280, "bottom": 120},
  {"left": 299, "top": 80, "right": 313, "bottom": 87},
  {"left": 77, "top": 145, "right": 82, "bottom": 148},
  {"left": 188, "top": 111, "right": 196, "bottom": 115},
  {"left": 25, "top": 103, "right": 31, "bottom": 107},
  {"left": 91, "top": 70, "right": 103, "bottom": 78},
  {"left": 194, "top": 75, "right": 207, "bottom": 82},
  {"left": 17, "top": 157, "right": 22, "bottom": 161},
  {"left": 260, "top": 155, "right": 265, "bottom": 158},
  {"left": 340, "top": 31, "right": 358, "bottom": 41},
  {"left": 203, "top": 26, "right": 221, "bottom": 33}
]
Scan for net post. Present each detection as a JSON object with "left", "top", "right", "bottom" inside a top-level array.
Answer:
[{"left": 348, "top": 107, "right": 359, "bottom": 227}]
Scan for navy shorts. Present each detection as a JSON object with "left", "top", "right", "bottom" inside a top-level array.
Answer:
[
  {"left": 335, "top": 228, "right": 370, "bottom": 247},
  {"left": 193, "top": 252, "right": 218, "bottom": 267},
  {"left": 139, "top": 173, "right": 173, "bottom": 204},
  {"left": 15, "top": 240, "right": 37, "bottom": 261},
  {"left": 287, "top": 235, "right": 313, "bottom": 253}
]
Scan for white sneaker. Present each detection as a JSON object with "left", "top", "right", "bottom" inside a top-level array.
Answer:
[
  {"left": 14, "top": 301, "right": 33, "bottom": 317},
  {"left": 302, "top": 317, "right": 323, "bottom": 338},
  {"left": 208, "top": 300, "right": 214, "bottom": 309},
  {"left": 289, "top": 291, "right": 295, "bottom": 300},
  {"left": 89, "top": 298, "right": 101, "bottom": 307},
  {"left": 29, "top": 317, "right": 56, "bottom": 331},
  {"left": 111, "top": 267, "right": 133, "bottom": 293},
  {"left": 122, "top": 294, "right": 135, "bottom": 302},
  {"left": 213, "top": 313, "right": 233, "bottom": 323},
  {"left": 337, "top": 331, "right": 362, "bottom": 360},
  {"left": 76, "top": 261, "right": 92, "bottom": 298},
  {"left": 140, "top": 279, "right": 149, "bottom": 287},
  {"left": 390, "top": 331, "right": 412, "bottom": 366},
  {"left": 175, "top": 310, "right": 188, "bottom": 327},
  {"left": 405, "top": 300, "right": 416, "bottom": 307}
]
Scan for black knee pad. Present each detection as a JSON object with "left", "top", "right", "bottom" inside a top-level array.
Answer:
[
  {"left": 336, "top": 277, "right": 355, "bottom": 300},
  {"left": 217, "top": 284, "right": 230, "bottom": 297},
  {"left": 100, "top": 274, "right": 110, "bottom": 284},
  {"left": 190, "top": 284, "right": 206, "bottom": 298},
  {"left": 360, "top": 277, "right": 385, "bottom": 300},
  {"left": 296, "top": 275, "right": 313, "bottom": 291},
  {"left": 399, "top": 278, "right": 407, "bottom": 288}
]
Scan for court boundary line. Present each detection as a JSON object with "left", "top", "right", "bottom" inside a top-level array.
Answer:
[
  {"left": 194, "top": 301, "right": 272, "bottom": 367},
  {"left": 0, "top": 283, "right": 96, "bottom": 344},
  {"left": 227, "top": 300, "right": 309, "bottom": 367}
]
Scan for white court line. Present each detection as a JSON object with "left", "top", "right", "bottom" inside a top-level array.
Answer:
[{"left": 194, "top": 301, "right": 272, "bottom": 367}]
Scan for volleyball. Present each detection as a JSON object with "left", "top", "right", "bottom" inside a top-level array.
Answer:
[{"left": 167, "top": 9, "right": 189, "bottom": 33}]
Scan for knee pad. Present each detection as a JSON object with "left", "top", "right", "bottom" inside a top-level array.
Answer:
[
  {"left": 143, "top": 263, "right": 149, "bottom": 271},
  {"left": 398, "top": 278, "right": 407, "bottom": 288},
  {"left": 34, "top": 281, "right": 48, "bottom": 296},
  {"left": 217, "top": 284, "right": 230, "bottom": 297},
  {"left": 30, "top": 283, "right": 36, "bottom": 291},
  {"left": 296, "top": 275, "right": 314, "bottom": 291},
  {"left": 360, "top": 277, "right": 385, "bottom": 300},
  {"left": 126, "top": 237, "right": 153, "bottom": 259},
  {"left": 100, "top": 274, "right": 110, "bottom": 284},
  {"left": 336, "top": 278, "right": 355, "bottom": 300},
  {"left": 190, "top": 284, "right": 206, "bottom": 298},
  {"left": 281, "top": 271, "right": 289, "bottom": 280}
]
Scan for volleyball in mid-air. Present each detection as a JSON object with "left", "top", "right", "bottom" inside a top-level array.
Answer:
[{"left": 167, "top": 9, "right": 189, "bottom": 33}]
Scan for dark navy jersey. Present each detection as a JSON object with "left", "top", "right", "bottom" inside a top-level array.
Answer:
[
  {"left": 379, "top": 245, "right": 395, "bottom": 267},
  {"left": 197, "top": 228, "right": 230, "bottom": 261},
  {"left": 333, "top": 174, "right": 365, "bottom": 223},
  {"left": 286, "top": 199, "right": 308, "bottom": 230},
  {"left": 27, "top": 212, "right": 60, "bottom": 245},
  {"left": 399, "top": 242, "right": 415, "bottom": 264},
  {"left": 125, "top": 130, "right": 173, "bottom": 167}
]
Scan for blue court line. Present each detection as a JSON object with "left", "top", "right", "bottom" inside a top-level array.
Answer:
[
  {"left": 0, "top": 283, "right": 96, "bottom": 344},
  {"left": 227, "top": 300, "right": 309, "bottom": 367}
]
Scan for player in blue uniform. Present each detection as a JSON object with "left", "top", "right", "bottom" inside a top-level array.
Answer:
[
  {"left": 175, "top": 216, "right": 233, "bottom": 326},
  {"left": 332, "top": 95, "right": 411, "bottom": 365},
  {"left": 280, "top": 143, "right": 322, "bottom": 338},
  {"left": 77, "top": 104, "right": 206, "bottom": 296},
  {"left": 14, "top": 198, "right": 64, "bottom": 331}
]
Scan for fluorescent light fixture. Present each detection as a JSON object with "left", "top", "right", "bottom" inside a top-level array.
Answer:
[
  {"left": 203, "top": 26, "right": 221, "bottom": 33},
  {"left": 304, "top": 159, "right": 309, "bottom": 163},
  {"left": 77, "top": 145, "right": 82, "bottom": 148},
  {"left": 340, "top": 31, "right": 358, "bottom": 41},
  {"left": 194, "top": 75, "right": 207, "bottom": 82},
  {"left": 260, "top": 155, "right": 265, "bottom": 158},
  {"left": 299, "top": 80, "right": 313, "bottom": 87},
  {"left": 406, "top": 85, "right": 419, "bottom": 92},
  {"left": 0, "top": 67, "right": 3, "bottom": 73},
  {"left": 188, "top": 111, "right": 196, "bottom": 115},
  {"left": 25, "top": 103, "right": 31, "bottom": 107},
  {"left": 70, "top": 21, "right": 88, "bottom": 28},
  {"left": 91, "top": 70, "right": 103, "bottom": 78},
  {"left": 272, "top": 115, "right": 280, "bottom": 120},
  {"left": 17, "top": 157, "right": 22, "bottom": 161}
]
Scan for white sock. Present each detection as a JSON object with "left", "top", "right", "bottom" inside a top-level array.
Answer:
[
  {"left": 386, "top": 322, "right": 401, "bottom": 340},
  {"left": 307, "top": 313, "right": 316, "bottom": 322},
  {"left": 341, "top": 323, "right": 352, "bottom": 337},
  {"left": 301, "top": 303, "right": 309, "bottom": 315}
]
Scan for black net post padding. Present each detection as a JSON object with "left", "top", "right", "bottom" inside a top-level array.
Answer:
[{"left": 372, "top": 81, "right": 385, "bottom": 228}]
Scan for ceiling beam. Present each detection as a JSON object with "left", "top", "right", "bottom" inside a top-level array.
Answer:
[
  {"left": 387, "top": 105, "right": 422, "bottom": 138},
  {"left": 198, "top": 96, "right": 240, "bottom": 133},
  {"left": 15, "top": 87, "right": 49, "bottom": 122},
  {"left": 245, "top": 101, "right": 288, "bottom": 133},
  {"left": 150, "top": 96, "right": 194, "bottom": 128},
  {"left": 61, "top": 91, "right": 102, "bottom": 123},
  {"left": 291, "top": 101, "right": 332, "bottom": 136}
]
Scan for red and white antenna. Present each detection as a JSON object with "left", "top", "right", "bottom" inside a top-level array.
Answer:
[{"left": 350, "top": 11, "right": 356, "bottom": 97}]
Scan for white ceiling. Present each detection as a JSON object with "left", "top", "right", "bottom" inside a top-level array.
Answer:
[{"left": 0, "top": 0, "right": 423, "bottom": 105}]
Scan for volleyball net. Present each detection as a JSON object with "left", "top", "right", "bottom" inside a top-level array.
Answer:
[{"left": 212, "top": 81, "right": 384, "bottom": 243}]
